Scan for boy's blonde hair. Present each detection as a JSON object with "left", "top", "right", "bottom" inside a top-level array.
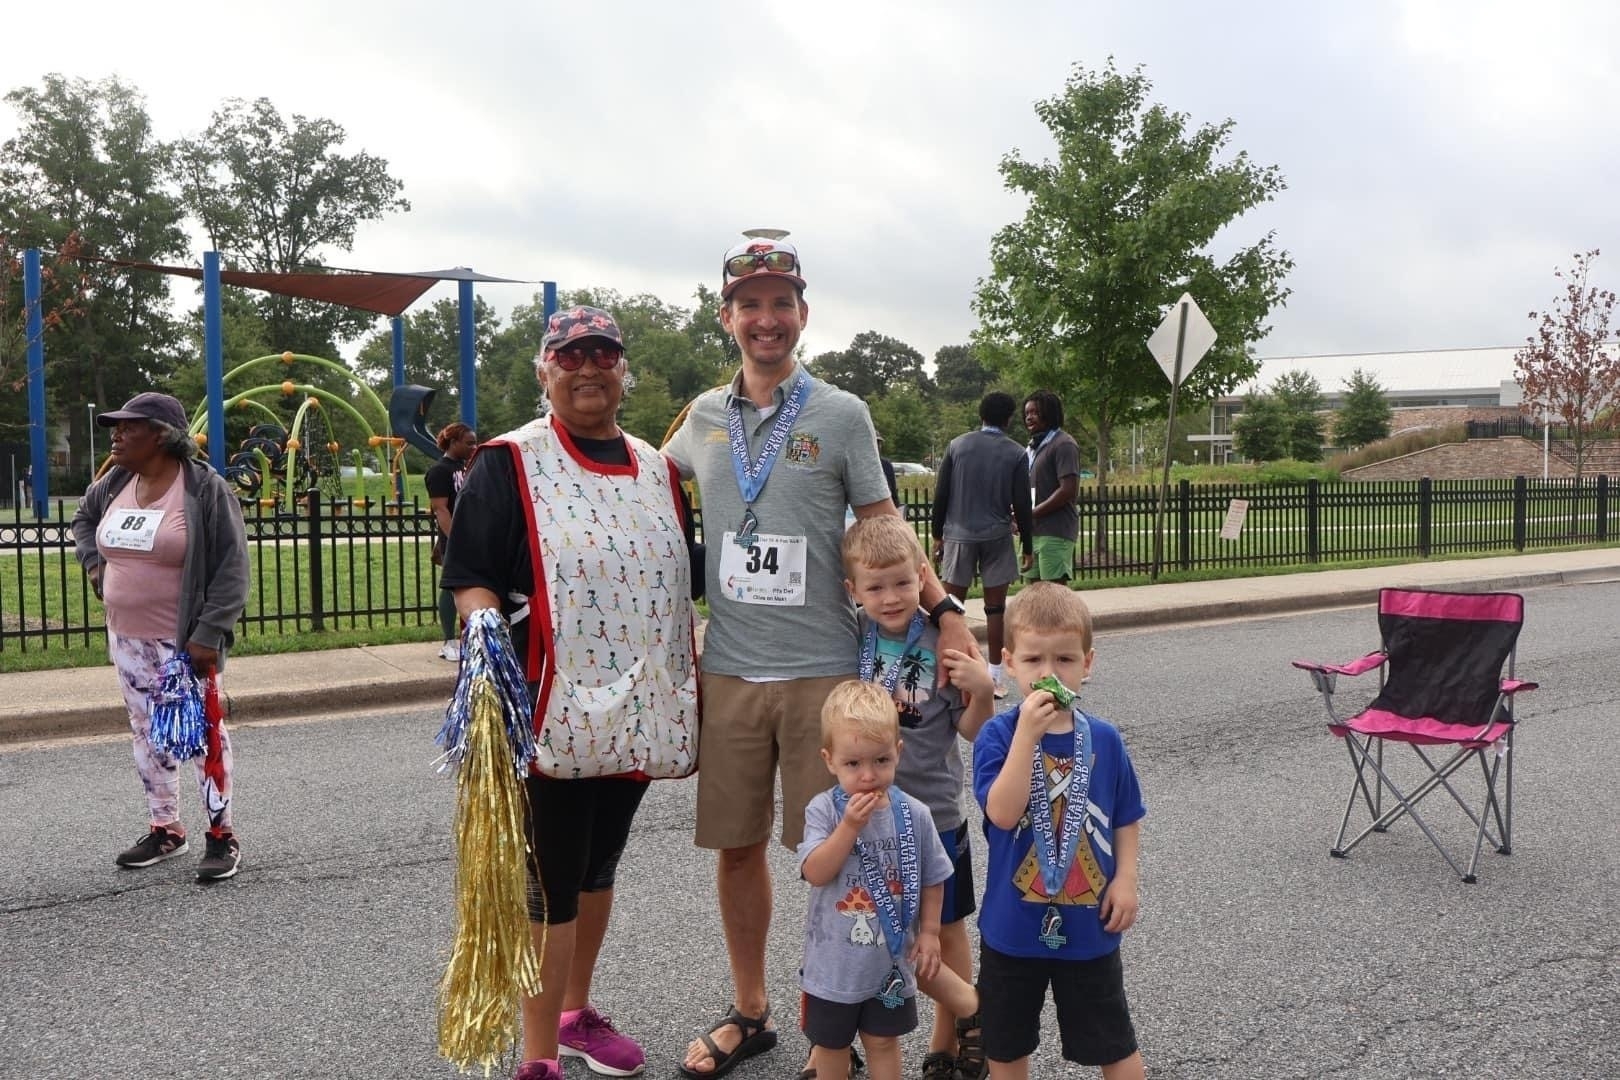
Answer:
[
  {"left": 1005, "top": 581, "right": 1095, "bottom": 653},
  {"left": 820, "top": 679, "right": 901, "bottom": 749},
  {"left": 841, "top": 516, "right": 926, "bottom": 577}
]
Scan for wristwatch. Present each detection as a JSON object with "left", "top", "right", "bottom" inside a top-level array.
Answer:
[{"left": 928, "top": 594, "right": 966, "bottom": 627}]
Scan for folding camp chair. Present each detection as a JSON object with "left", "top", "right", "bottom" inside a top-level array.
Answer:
[{"left": 1293, "top": 588, "right": 1537, "bottom": 883}]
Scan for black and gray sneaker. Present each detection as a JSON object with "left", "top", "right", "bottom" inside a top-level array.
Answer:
[
  {"left": 115, "top": 827, "right": 188, "bottom": 868},
  {"left": 195, "top": 833, "right": 241, "bottom": 881}
]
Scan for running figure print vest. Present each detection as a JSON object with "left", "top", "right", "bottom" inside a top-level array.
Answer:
[{"left": 504, "top": 415, "right": 699, "bottom": 780}]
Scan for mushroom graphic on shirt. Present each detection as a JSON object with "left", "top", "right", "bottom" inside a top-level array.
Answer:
[{"left": 836, "top": 887, "right": 878, "bottom": 946}]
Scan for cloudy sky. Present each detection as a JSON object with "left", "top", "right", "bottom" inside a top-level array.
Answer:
[{"left": 6, "top": 0, "right": 1618, "bottom": 373}]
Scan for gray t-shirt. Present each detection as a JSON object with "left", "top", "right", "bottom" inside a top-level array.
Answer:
[
  {"left": 934, "top": 428, "right": 1032, "bottom": 546},
  {"left": 797, "top": 788, "right": 954, "bottom": 1004},
  {"left": 1031, "top": 430, "right": 1082, "bottom": 541},
  {"left": 857, "top": 611, "right": 969, "bottom": 830},
  {"left": 665, "top": 365, "right": 890, "bottom": 678}
]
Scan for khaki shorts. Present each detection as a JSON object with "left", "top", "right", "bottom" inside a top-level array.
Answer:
[
  {"left": 695, "top": 672, "right": 851, "bottom": 851},
  {"left": 940, "top": 536, "right": 1019, "bottom": 590}
]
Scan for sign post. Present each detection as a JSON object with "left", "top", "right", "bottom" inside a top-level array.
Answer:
[{"left": 1147, "top": 293, "right": 1216, "bottom": 579}]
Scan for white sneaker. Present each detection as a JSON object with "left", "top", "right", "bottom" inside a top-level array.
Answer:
[{"left": 438, "top": 641, "right": 461, "bottom": 662}]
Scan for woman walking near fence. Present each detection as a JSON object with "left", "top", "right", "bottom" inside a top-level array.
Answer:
[{"left": 71, "top": 392, "right": 250, "bottom": 881}]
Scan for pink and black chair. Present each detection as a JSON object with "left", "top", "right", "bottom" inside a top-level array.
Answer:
[{"left": 1293, "top": 588, "right": 1536, "bottom": 882}]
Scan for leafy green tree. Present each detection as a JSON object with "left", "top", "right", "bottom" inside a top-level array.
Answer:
[
  {"left": 867, "top": 385, "right": 937, "bottom": 462},
  {"left": 809, "top": 331, "right": 930, "bottom": 400},
  {"left": 1232, "top": 393, "right": 1286, "bottom": 461},
  {"left": 973, "top": 60, "right": 1292, "bottom": 490},
  {"left": 0, "top": 74, "right": 187, "bottom": 468},
  {"left": 1234, "top": 369, "right": 1323, "bottom": 461},
  {"left": 1514, "top": 249, "right": 1620, "bottom": 479},
  {"left": 932, "top": 344, "right": 996, "bottom": 406},
  {"left": 176, "top": 97, "right": 409, "bottom": 357},
  {"left": 1334, "top": 368, "right": 1392, "bottom": 449}
]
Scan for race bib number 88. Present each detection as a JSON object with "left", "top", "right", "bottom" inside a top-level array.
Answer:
[
  {"left": 718, "top": 531, "right": 808, "bottom": 606},
  {"left": 99, "top": 509, "right": 166, "bottom": 552}
]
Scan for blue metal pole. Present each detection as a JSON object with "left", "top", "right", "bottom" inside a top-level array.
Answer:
[
  {"left": 543, "top": 280, "right": 558, "bottom": 324},
  {"left": 24, "top": 249, "right": 47, "bottom": 519},
  {"left": 457, "top": 278, "right": 476, "bottom": 426},
  {"left": 391, "top": 315, "right": 405, "bottom": 389},
  {"left": 391, "top": 315, "right": 406, "bottom": 502},
  {"left": 204, "top": 252, "right": 226, "bottom": 472}
]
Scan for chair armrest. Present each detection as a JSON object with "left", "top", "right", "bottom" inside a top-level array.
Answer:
[
  {"left": 1501, "top": 679, "right": 1538, "bottom": 694},
  {"left": 1292, "top": 652, "right": 1386, "bottom": 677}
]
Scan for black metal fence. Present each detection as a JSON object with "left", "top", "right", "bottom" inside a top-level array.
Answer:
[
  {"left": 1, "top": 495, "right": 441, "bottom": 657},
  {"left": 3, "top": 476, "right": 1616, "bottom": 655}
]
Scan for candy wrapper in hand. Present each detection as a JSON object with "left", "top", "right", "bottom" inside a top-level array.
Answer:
[{"left": 1032, "top": 674, "right": 1077, "bottom": 709}]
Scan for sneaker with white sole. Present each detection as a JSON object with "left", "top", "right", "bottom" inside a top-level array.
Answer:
[
  {"left": 558, "top": 1006, "right": 645, "bottom": 1076},
  {"left": 115, "top": 826, "right": 188, "bottom": 868},
  {"left": 196, "top": 833, "right": 241, "bottom": 881},
  {"left": 438, "top": 640, "right": 461, "bottom": 662}
]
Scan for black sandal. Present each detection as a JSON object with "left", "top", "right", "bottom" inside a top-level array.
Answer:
[
  {"left": 679, "top": 1004, "right": 778, "bottom": 1078},
  {"left": 955, "top": 1012, "right": 987, "bottom": 1080},
  {"left": 796, "top": 1043, "right": 864, "bottom": 1080}
]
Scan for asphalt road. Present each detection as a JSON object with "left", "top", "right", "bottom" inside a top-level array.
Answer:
[{"left": 2, "top": 584, "right": 1617, "bottom": 1079}]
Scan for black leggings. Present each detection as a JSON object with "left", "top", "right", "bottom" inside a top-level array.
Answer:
[{"left": 524, "top": 774, "right": 650, "bottom": 924}]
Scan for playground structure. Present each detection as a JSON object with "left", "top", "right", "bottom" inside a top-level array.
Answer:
[
  {"left": 199, "top": 351, "right": 407, "bottom": 512},
  {"left": 17, "top": 250, "right": 554, "bottom": 520}
]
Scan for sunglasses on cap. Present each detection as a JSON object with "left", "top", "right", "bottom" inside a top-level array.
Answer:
[
  {"left": 724, "top": 249, "right": 800, "bottom": 280},
  {"left": 550, "top": 344, "right": 624, "bottom": 371}
]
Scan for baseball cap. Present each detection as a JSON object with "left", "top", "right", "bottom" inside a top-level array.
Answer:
[
  {"left": 541, "top": 306, "right": 625, "bottom": 352},
  {"left": 96, "top": 392, "right": 189, "bottom": 430},
  {"left": 721, "top": 235, "right": 806, "bottom": 300}
]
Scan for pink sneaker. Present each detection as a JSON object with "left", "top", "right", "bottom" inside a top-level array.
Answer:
[
  {"left": 558, "top": 1006, "right": 645, "bottom": 1076},
  {"left": 513, "top": 1060, "right": 562, "bottom": 1080}
]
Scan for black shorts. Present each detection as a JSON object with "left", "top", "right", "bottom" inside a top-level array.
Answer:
[
  {"left": 524, "top": 773, "right": 649, "bottom": 924},
  {"left": 800, "top": 991, "right": 918, "bottom": 1048},
  {"left": 978, "top": 943, "right": 1137, "bottom": 1067},
  {"left": 937, "top": 822, "right": 976, "bottom": 926}
]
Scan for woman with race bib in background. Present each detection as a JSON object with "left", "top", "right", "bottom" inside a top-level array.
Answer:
[{"left": 72, "top": 392, "right": 250, "bottom": 882}]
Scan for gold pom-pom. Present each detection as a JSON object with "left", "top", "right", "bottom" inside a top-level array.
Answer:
[{"left": 437, "top": 678, "right": 543, "bottom": 1071}]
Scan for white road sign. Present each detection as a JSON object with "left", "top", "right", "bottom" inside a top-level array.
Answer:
[{"left": 1148, "top": 293, "right": 1217, "bottom": 387}]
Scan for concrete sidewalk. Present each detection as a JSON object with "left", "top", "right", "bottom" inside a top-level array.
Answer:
[{"left": 5, "top": 546, "right": 1617, "bottom": 746}]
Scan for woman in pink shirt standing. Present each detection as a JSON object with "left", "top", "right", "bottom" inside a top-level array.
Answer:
[{"left": 73, "top": 392, "right": 250, "bottom": 881}]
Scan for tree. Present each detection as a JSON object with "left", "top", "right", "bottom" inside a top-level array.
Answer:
[
  {"left": 1233, "top": 369, "right": 1323, "bottom": 461},
  {"left": 808, "top": 331, "right": 930, "bottom": 401},
  {"left": 932, "top": 344, "right": 996, "bottom": 406},
  {"left": 177, "top": 97, "right": 410, "bottom": 357},
  {"left": 974, "top": 60, "right": 1291, "bottom": 494},
  {"left": 0, "top": 74, "right": 187, "bottom": 468},
  {"left": 1334, "top": 368, "right": 1392, "bottom": 449},
  {"left": 1514, "top": 249, "right": 1620, "bottom": 479}
]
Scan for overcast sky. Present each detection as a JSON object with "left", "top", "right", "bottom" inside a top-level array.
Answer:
[{"left": 6, "top": 0, "right": 1618, "bottom": 374}]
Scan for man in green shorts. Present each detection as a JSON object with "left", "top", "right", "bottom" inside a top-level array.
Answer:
[{"left": 1024, "top": 389, "right": 1081, "bottom": 582}]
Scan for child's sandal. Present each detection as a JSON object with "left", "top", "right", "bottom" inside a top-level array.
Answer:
[{"left": 954, "top": 1012, "right": 987, "bottom": 1080}]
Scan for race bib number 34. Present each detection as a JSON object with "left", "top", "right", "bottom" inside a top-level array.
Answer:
[
  {"left": 99, "top": 509, "right": 166, "bottom": 552},
  {"left": 718, "top": 531, "right": 808, "bottom": 606}
]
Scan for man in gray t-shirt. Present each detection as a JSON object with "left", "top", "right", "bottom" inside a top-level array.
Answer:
[
  {"left": 1024, "top": 389, "right": 1082, "bottom": 583},
  {"left": 667, "top": 234, "right": 978, "bottom": 1079},
  {"left": 931, "top": 391, "right": 1034, "bottom": 687}
]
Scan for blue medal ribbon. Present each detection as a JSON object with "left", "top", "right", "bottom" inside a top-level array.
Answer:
[
  {"left": 858, "top": 612, "right": 927, "bottom": 694},
  {"left": 832, "top": 785, "right": 919, "bottom": 1008},
  {"left": 727, "top": 375, "right": 810, "bottom": 539},
  {"left": 1027, "top": 708, "right": 1092, "bottom": 948}
]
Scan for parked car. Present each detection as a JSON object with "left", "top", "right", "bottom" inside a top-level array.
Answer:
[
  {"left": 338, "top": 465, "right": 381, "bottom": 479},
  {"left": 892, "top": 461, "right": 932, "bottom": 477}
]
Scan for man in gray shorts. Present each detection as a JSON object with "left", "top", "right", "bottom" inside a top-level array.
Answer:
[
  {"left": 930, "top": 391, "right": 1033, "bottom": 694},
  {"left": 664, "top": 232, "right": 978, "bottom": 1078}
]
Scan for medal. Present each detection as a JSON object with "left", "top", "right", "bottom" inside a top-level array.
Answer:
[
  {"left": 1027, "top": 709, "right": 1092, "bottom": 948},
  {"left": 727, "top": 375, "right": 809, "bottom": 547},
  {"left": 833, "top": 785, "right": 919, "bottom": 1008},
  {"left": 734, "top": 508, "right": 759, "bottom": 548},
  {"left": 1038, "top": 904, "right": 1066, "bottom": 950},
  {"left": 858, "top": 612, "right": 926, "bottom": 694}
]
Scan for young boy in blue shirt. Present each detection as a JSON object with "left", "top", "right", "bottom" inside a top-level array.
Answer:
[
  {"left": 973, "top": 583, "right": 1147, "bottom": 1079},
  {"left": 842, "top": 517, "right": 994, "bottom": 1078},
  {"left": 799, "top": 680, "right": 981, "bottom": 1080}
]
